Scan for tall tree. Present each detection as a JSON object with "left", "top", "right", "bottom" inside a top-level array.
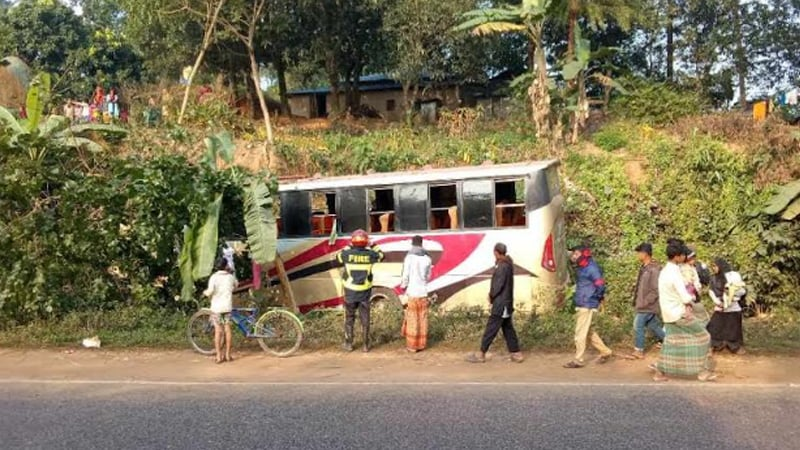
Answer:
[
  {"left": 300, "top": 0, "right": 387, "bottom": 115},
  {"left": 549, "top": 0, "right": 638, "bottom": 58},
  {"left": 180, "top": 0, "right": 228, "bottom": 124},
  {"left": 384, "top": 0, "right": 474, "bottom": 115},
  {"left": 0, "top": 0, "right": 89, "bottom": 96},
  {"left": 215, "top": 0, "right": 277, "bottom": 165}
]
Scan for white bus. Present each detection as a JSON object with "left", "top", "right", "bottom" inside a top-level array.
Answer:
[{"left": 268, "top": 161, "right": 567, "bottom": 312}]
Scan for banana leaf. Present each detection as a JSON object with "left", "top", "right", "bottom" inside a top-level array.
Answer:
[
  {"left": 202, "top": 131, "right": 235, "bottom": 170},
  {"left": 763, "top": 180, "right": 800, "bottom": 216},
  {"left": 471, "top": 22, "right": 527, "bottom": 36},
  {"left": 67, "top": 122, "right": 128, "bottom": 138},
  {"left": 243, "top": 178, "right": 277, "bottom": 265},
  {"left": 24, "top": 73, "right": 50, "bottom": 132},
  {"left": 0, "top": 106, "right": 24, "bottom": 135},
  {"left": 781, "top": 197, "right": 800, "bottom": 221},
  {"left": 39, "top": 116, "right": 69, "bottom": 138},
  {"left": 454, "top": 10, "right": 520, "bottom": 33},
  {"left": 192, "top": 194, "right": 223, "bottom": 280},
  {"left": 55, "top": 136, "right": 104, "bottom": 153},
  {"left": 179, "top": 225, "right": 196, "bottom": 302},
  {"left": 562, "top": 60, "right": 586, "bottom": 81}
]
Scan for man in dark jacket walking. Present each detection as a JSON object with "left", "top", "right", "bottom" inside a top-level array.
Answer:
[
  {"left": 631, "top": 243, "right": 665, "bottom": 359},
  {"left": 467, "top": 243, "right": 523, "bottom": 363},
  {"left": 564, "top": 246, "right": 613, "bottom": 368}
]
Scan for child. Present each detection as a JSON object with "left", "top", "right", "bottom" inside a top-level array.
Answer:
[{"left": 203, "top": 258, "right": 237, "bottom": 364}]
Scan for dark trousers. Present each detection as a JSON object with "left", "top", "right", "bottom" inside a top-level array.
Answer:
[
  {"left": 344, "top": 299, "right": 371, "bottom": 347},
  {"left": 480, "top": 314, "right": 520, "bottom": 354}
]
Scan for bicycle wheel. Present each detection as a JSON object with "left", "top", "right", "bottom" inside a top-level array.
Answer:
[
  {"left": 187, "top": 309, "right": 218, "bottom": 356},
  {"left": 254, "top": 310, "right": 304, "bottom": 357}
]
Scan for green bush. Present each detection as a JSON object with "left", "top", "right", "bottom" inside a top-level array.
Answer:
[
  {"left": 610, "top": 78, "right": 706, "bottom": 125},
  {"left": 0, "top": 133, "right": 249, "bottom": 325},
  {"left": 592, "top": 127, "right": 629, "bottom": 152}
]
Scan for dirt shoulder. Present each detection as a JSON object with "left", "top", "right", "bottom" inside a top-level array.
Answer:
[{"left": 1, "top": 347, "right": 798, "bottom": 385}]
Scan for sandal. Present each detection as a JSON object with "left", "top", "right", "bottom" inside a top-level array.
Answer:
[
  {"left": 225, "top": 355, "right": 234, "bottom": 362},
  {"left": 653, "top": 371, "right": 669, "bottom": 382},
  {"left": 697, "top": 371, "right": 717, "bottom": 382},
  {"left": 466, "top": 353, "right": 486, "bottom": 363},
  {"left": 215, "top": 358, "right": 223, "bottom": 364},
  {"left": 563, "top": 361, "right": 584, "bottom": 369},
  {"left": 596, "top": 354, "right": 613, "bottom": 364}
]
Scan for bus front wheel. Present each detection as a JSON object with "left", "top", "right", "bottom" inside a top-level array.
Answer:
[{"left": 370, "top": 287, "right": 401, "bottom": 310}]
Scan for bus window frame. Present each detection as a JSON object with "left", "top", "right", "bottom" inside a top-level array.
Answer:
[
  {"left": 494, "top": 177, "right": 528, "bottom": 229},
  {"left": 279, "top": 191, "right": 312, "bottom": 237},
  {"left": 336, "top": 187, "right": 368, "bottom": 234},
  {"left": 367, "top": 186, "right": 397, "bottom": 234},
  {"left": 462, "top": 179, "right": 494, "bottom": 229},
  {"left": 396, "top": 183, "right": 429, "bottom": 232},
  {"left": 428, "top": 183, "right": 459, "bottom": 231}
]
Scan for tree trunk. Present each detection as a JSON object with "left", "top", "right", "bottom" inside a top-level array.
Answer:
[
  {"left": 242, "top": 1, "right": 275, "bottom": 169},
  {"left": 177, "top": 0, "right": 227, "bottom": 124},
  {"left": 566, "top": 0, "right": 580, "bottom": 58},
  {"left": 570, "top": 72, "right": 588, "bottom": 144},
  {"left": 529, "top": 25, "right": 553, "bottom": 141},
  {"left": 243, "top": 71, "right": 255, "bottom": 120},
  {"left": 325, "top": 51, "right": 341, "bottom": 115},
  {"left": 275, "top": 56, "right": 291, "bottom": 116},
  {"left": 731, "top": 1, "right": 748, "bottom": 109},
  {"left": 666, "top": 0, "right": 675, "bottom": 82}
]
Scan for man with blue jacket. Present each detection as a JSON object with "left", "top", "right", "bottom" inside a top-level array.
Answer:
[{"left": 564, "top": 246, "right": 614, "bottom": 368}]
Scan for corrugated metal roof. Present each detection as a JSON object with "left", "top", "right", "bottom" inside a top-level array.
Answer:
[
  {"left": 279, "top": 160, "right": 559, "bottom": 192},
  {"left": 287, "top": 74, "right": 403, "bottom": 96},
  {"left": 287, "top": 82, "right": 402, "bottom": 96}
]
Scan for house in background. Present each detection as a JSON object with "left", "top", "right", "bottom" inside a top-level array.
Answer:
[{"left": 286, "top": 73, "right": 512, "bottom": 121}]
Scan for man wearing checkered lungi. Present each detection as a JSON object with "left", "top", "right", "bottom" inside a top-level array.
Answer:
[{"left": 653, "top": 241, "right": 716, "bottom": 382}]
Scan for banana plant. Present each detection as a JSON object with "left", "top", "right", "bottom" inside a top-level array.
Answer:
[
  {"left": 455, "top": 1, "right": 555, "bottom": 140},
  {"left": 179, "top": 131, "right": 279, "bottom": 301},
  {"left": 560, "top": 25, "right": 627, "bottom": 143}
]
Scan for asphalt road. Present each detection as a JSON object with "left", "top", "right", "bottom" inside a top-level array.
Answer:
[{"left": 1, "top": 382, "right": 798, "bottom": 450}]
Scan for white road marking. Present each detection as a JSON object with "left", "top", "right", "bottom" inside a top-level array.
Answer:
[{"left": 0, "top": 379, "right": 796, "bottom": 388}]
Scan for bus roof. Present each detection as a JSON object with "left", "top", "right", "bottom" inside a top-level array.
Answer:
[{"left": 279, "top": 160, "right": 559, "bottom": 192}]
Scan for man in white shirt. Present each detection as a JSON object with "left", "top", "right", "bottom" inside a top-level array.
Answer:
[
  {"left": 400, "top": 235, "right": 433, "bottom": 352},
  {"left": 653, "top": 242, "right": 715, "bottom": 382}
]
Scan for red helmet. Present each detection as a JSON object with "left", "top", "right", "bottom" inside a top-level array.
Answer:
[{"left": 351, "top": 229, "right": 369, "bottom": 247}]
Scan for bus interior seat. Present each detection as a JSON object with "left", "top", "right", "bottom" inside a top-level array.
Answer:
[
  {"left": 448, "top": 206, "right": 458, "bottom": 229},
  {"left": 311, "top": 215, "right": 335, "bottom": 235},
  {"left": 379, "top": 212, "right": 394, "bottom": 233},
  {"left": 495, "top": 206, "right": 507, "bottom": 227}
]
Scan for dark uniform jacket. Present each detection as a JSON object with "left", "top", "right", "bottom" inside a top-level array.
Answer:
[
  {"left": 489, "top": 257, "right": 514, "bottom": 317},
  {"left": 336, "top": 245, "right": 384, "bottom": 303}
]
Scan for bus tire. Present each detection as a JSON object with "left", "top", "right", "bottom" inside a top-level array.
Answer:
[{"left": 370, "top": 287, "right": 401, "bottom": 309}]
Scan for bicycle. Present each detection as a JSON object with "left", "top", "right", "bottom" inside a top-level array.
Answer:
[{"left": 187, "top": 305, "right": 304, "bottom": 358}]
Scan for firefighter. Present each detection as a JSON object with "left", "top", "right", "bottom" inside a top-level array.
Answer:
[{"left": 337, "top": 229, "right": 384, "bottom": 352}]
